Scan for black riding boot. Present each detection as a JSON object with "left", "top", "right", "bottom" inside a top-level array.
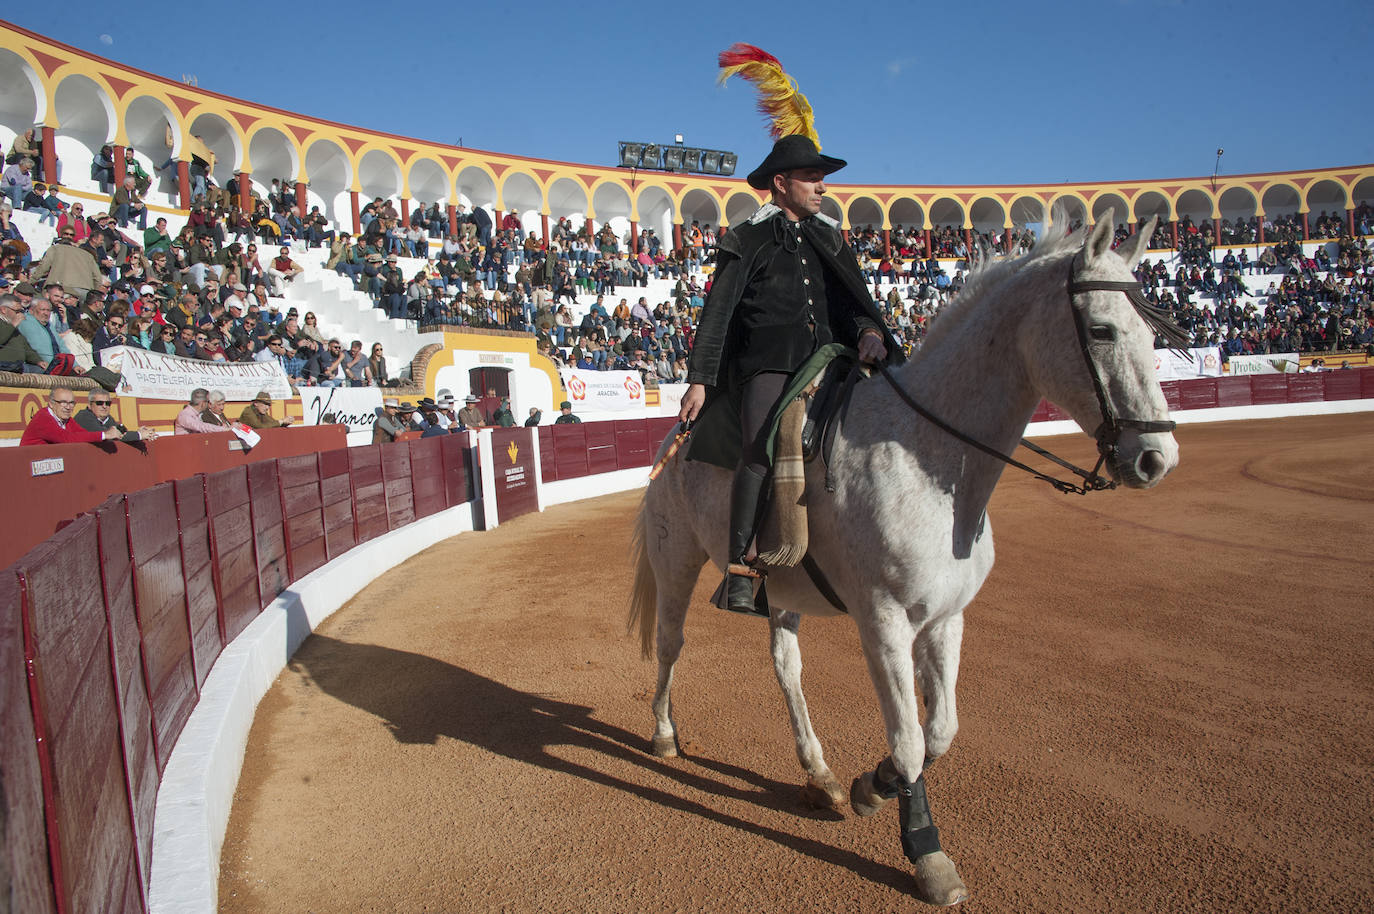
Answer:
[{"left": 712, "top": 465, "right": 769, "bottom": 616}]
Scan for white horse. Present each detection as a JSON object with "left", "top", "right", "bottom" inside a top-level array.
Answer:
[{"left": 627, "top": 215, "right": 1179, "bottom": 905}]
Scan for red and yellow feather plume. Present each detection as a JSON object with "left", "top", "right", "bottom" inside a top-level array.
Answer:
[{"left": 717, "top": 44, "right": 820, "bottom": 149}]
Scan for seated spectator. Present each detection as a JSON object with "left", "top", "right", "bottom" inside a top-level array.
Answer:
[
  {"left": 199, "top": 390, "right": 233, "bottom": 428},
  {"left": 92, "top": 145, "right": 116, "bottom": 192},
  {"left": 238, "top": 389, "right": 293, "bottom": 428},
  {"left": 111, "top": 177, "right": 147, "bottom": 229},
  {"left": 29, "top": 223, "right": 102, "bottom": 300},
  {"left": 91, "top": 311, "right": 127, "bottom": 360},
  {"left": 74, "top": 388, "right": 148, "bottom": 441},
  {"left": 0, "top": 292, "right": 46, "bottom": 372},
  {"left": 175, "top": 388, "right": 230, "bottom": 434},
  {"left": 150, "top": 322, "right": 179, "bottom": 354},
  {"left": 372, "top": 398, "right": 405, "bottom": 443},
  {"left": 304, "top": 338, "right": 346, "bottom": 387},
  {"left": 2, "top": 156, "right": 35, "bottom": 211},
  {"left": 457, "top": 395, "right": 486, "bottom": 429},
  {"left": 341, "top": 339, "right": 372, "bottom": 386},
  {"left": 19, "top": 292, "right": 75, "bottom": 370},
  {"left": 267, "top": 245, "right": 303, "bottom": 294},
  {"left": 21, "top": 386, "right": 127, "bottom": 445},
  {"left": 367, "top": 342, "right": 388, "bottom": 386}
]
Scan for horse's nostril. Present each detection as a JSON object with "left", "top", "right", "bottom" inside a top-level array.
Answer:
[{"left": 1137, "top": 449, "right": 1167, "bottom": 480}]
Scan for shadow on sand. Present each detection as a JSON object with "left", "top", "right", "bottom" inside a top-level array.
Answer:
[{"left": 288, "top": 634, "right": 913, "bottom": 893}]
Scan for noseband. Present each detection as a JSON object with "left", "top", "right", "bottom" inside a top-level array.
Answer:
[{"left": 877, "top": 256, "right": 1179, "bottom": 496}]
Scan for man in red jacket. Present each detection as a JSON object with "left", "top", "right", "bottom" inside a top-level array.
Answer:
[{"left": 20, "top": 386, "right": 125, "bottom": 445}]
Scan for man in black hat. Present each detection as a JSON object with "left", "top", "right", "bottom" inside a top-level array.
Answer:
[{"left": 677, "top": 134, "right": 900, "bottom": 614}]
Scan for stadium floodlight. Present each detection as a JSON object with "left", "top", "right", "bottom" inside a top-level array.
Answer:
[
  {"left": 719, "top": 152, "right": 737, "bottom": 176},
  {"left": 641, "top": 144, "right": 662, "bottom": 169},
  {"left": 619, "top": 142, "right": 645, "bottom": 168},
  {"left": 680, "top": 147, "right": 702, "bottom": 173},
  {"left": 700, "top": 150, "right": 721, "bottom": 175},
  {"left": 662, "top": 146, "right": 685, "bottom": 171}
]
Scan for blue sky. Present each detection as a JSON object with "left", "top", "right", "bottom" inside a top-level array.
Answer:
[{"left": 12, "top": 1, "right": 1373, "bottom": 186}]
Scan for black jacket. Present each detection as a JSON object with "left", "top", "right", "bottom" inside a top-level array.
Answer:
[{"left": 686, "top": 205, "right": 900, "bottom": 391}]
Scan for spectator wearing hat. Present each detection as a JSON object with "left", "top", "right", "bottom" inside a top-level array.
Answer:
[
  {"left": 554, "top": 401, "right": 581, "bottom": 424},
  {"left": 379, "top": 254, "right": 406, "bottom": 318},
  {"left": 398, "top": 402, "right": 422, "bottom": 432},
  {"left": 372, "top": 398, "right": 405, "bottom": 444},
  {"left": 238, "top": 390, "right": 293, "bottom": 429},
  {"left": 491, "top": 396, "right": 516, "bottom": 427},
  {"left": 456, "top": 395, "right": 486, "bottom": 429},
  {"left": 414, "top": 397, "right": 448, "bottom": 437}
]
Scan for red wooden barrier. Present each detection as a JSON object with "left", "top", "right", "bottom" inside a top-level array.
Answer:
[
  {"left": 279, "top": 454, "right": 326, "bottom": 580},
  {"left": 1157, "top": 380, "right": 1182, "bottom": 411},
  {"left": 349, "top": 445, "right": 388, "bottom": 544},
  {"left": 1249, "top": 374, "right": 1288, "bottom": 405},
  {"left": 537, "top": 426, "right": 555, "bottom": 482},
  {"left": 1178, "top": 378, "right": 1218, "bottom": 411},
  {"left": 1362, "top": 367, "right": 1374, "bottom": 399},
  {"left": 1287, "top": 374, "right": 1325, "bottom": 402},
  {"left": 126, "top": 484, "right": 197, "bottom": 773},
  {"left": 439, "top": 433, "right": 472, "bottom": 508},
  {"left": 174, "top": 476, "right": 220, "bottom": 692},
  {"left": 613, "top": 420, "right": 650, "bottom": 470},
  {"left": 381, "top": 442, "right": 415, "bottom": 531},
  {"left": 247, "top": 461, "right": 289, "bottom": 609},
  {"left": 0, "top": 569, "right": 59, "bottom": 914},
  {"left": 552, "top": 424, "right": 590, "bottom": 479},
  {"left": 585, "top": 422, "right": 618, "bottom": 475},
  {"left": 1322, "top": 371, "right": 1361, "bottom": 401},
  {"left": 1214, "top": 376, "right": 1253, "bottom": 407},
  {"left": 646, "top": 416, "right": 679, "bottom": 448},
  {"left": 94, "top": 494, "right": 157, "bottom": 896},
  {"left": 17, "top": 517, "right": 146, "bottom": 912},
  {"left": 320, "top": 448, "right": 356, "bottom": 560},
  {"left": 409, "top": 437, "right": 446, "bottom": 520},
  {"left": 205, "top": 466, "right": 260, "bottom": 644}
]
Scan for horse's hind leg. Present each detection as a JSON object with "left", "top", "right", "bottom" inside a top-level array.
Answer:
[
  {"left": 649, "top": 564, "right": 697, "bottom": 758},
  {"left": 770, "top": 610, "right": 846, "bottom": 810}
]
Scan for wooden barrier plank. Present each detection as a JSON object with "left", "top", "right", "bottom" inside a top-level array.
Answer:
[
  {"left": 205, "top": 466, "right": 261, "bottom": 644},
  {"left": 18, "top": 517, "right": 144, "bottom": 912},
  {"left": 408, "top": 437, "right": 445, "bottom": 520},
  {"left": 613, "top": 420, "right": 651, "bottom": 470},
  {"left": 320, "top": 448, "right": 356, "bottom": 560},
  {"left": 126, "top": 484, "right": 196, "bottom": 774},
  {"left": 381, "top": 443, "right": 415, "bottom": 531},
  {"left": 1249, "top": 374, "right": 1289, "bottom": 405},
  {"left": 585, "top": 422, "right": 618, "bottom": 475},
  {"left": 440, "top": 434, "right": 472, "bottom": 508},
  {"left": 1178, "top": 378, "right": 1218, "bottom": 410},
  {"left": 247, "top": 461, "right": 289, "bottom": 609},
  {"left": 174, "top": 475, "right": 221, "bottom": 691},
  {"left": 1158, "top": 381, "right": 1183, "bottom": 411},
  {"left": 0, "top": 568, "right": 59, "bottom": 914},
  {"left": 1287, "top": 374, "right": 1325, "bottom": 402},
  {"left": 1322, "top": 371, "right": 1361, "bottom": 401},
  {"left": 349, "top": 445, "right": 388, "bottom": 544},
  {"left": 552, "top": 424, "right": 590, "bottom": 479},
  {"left": 1362, "top": 367, "right": 1374, "bottom": 399},
  {"left": 94, "top": 494, "right": 157, "bottom": 895},
  {"left": 537, "top": 426, "right": 555, "bottom": 482},
  {"left": 1215, "top": 376, "right": 1253, "bottom": 408}
]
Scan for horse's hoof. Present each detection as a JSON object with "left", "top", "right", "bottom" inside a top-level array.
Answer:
[
  {"left": 912, "top": 851, "right": 969, "bottom": 907},
  {"left": 798, "top": 772, "right": 846, "bottom": 811},
  {"left": 849, "top": 771, "right": 891, "bottom": 818},
  {"left": 650, "top": 734, "right": 679, "bottom": 758}
]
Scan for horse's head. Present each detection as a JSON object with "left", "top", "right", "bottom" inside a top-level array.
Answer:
[{"left": 1035, "top": 213, "right": 1179, "bottom": 489}]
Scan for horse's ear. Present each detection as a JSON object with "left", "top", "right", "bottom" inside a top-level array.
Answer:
[
  {"left": 1115, "top": 215, "right": 1157, "bottom": 269},
  {"left": 1083, "top": 210, "right": 1116, "bottom": 265}
]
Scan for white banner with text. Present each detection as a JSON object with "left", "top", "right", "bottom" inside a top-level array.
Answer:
[
  {"left": 297, "top": 386, "right": 383, "bottom": 434},
  {"left": 560, "top": 369, "right": 646, "bottom": 412},
  {"left": 1226, "top": 353, "right": 1301, "bottom": 375},
  {"left": 1153, "top": 346, "right": 1223, "bottom": 380},
  {"left": 100, "top": 346, "right": 293, "bottom": 401}
]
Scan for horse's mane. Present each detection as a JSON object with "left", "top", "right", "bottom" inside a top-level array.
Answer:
[{"left": 917, "top": 225, "right": 1085, "bottom": 354}]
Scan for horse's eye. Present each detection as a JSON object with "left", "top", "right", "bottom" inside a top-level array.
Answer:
[{"left": 1089, "top": 325, "right": 1116, "bottom": 343}]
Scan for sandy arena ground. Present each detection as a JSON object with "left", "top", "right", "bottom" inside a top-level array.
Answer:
[{"left": 219, "top": 413, "right": 1374, "bottom": 913}]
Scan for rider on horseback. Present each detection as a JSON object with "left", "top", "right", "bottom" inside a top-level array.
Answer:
[{"left": 677, "top": 130, "right": 900, "bottom": 614}]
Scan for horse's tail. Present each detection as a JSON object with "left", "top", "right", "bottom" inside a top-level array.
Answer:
[{"left": 626, "top": 493, "right": 657, "bottom": 660}]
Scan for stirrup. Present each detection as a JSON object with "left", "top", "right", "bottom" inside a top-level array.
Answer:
[{"left": 726, "top": 562, "right": 764, "bottom": 579}]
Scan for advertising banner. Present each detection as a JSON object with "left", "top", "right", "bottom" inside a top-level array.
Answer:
[
  {"left": 560, "top": 369, "right": 645, "bottom": 412},
  {"left": 297, "top": 387, "right": 383, "bottom": 434},
  {"left": 1153, "top": 346, "right": 1222, "bottom": 380},
  {"left": 100, "top": 346, "right": 292, "bottom": 401},
  {"left": 1227, "top": 353, "right": 1300, "bottom": 375}
]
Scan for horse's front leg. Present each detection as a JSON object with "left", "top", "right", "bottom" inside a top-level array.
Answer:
[
  {"left": 914, "top": 612, "right": 963, "bottom": 762},
  {"left": 851, "top": 611, "right": 969, "bottom": 907},
  {"left": 769, "top": 609, "right": 846, "bottom": 810}
]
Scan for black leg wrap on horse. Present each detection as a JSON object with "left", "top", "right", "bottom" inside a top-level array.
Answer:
[{"left": 897, "top": 773, "right": 943, "bottom": 862}]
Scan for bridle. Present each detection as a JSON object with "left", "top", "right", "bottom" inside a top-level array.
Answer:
[{"left": 878, "top": 254, "right": 1179, "bottom": 495}]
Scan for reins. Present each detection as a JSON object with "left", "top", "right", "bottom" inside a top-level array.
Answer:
[{"left": 873, "top": 257, "right": 1181, "bottom": 496}]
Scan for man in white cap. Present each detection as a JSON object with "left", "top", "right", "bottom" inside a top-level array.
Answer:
[
  {"left": 457, "top": 394, "right": 486, "bottom": 429},
  {"left": 373, "top": 397, "right": 404, "bottom": 444}
]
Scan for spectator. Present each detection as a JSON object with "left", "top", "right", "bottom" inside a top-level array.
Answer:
[
  {"left": 28, "top": 223, "right": 101, "bottom": 299},
  {"left": 91, "top": 145, "right": 116, "bottom": 192},
  {"left": 173, "top": 324, "right": 203, "bottom": 359},
  {"left": 456, "top": 395, "right": 486, "bottom": 429},
  {"left": 238, "top": 389, "right": 293, "bottom": 429},
  {"left": 367, "top": 342, "right": 388, "bottom": 386},
  {"left": 523, "top": 407, "right": 542, "bottom": 427},
  {"left": 91, "top": 311, "right": 127, "bottom": 361},
  {"left": 2, "top": 156, "right": 34, "bottom": 210},
  {"left": 111, "top": 176, "right": 147, "bottom": 229},
  {"left": 341, "top": 340, "right": 372, "bottom": 386},
  {"left": 253, "top": 334, "right": 295, "bottom": 380},
  {"left": 306, "top": 338, "right": 346, "bottom": 387},
  {"left": 150, "top": 323, "right": 179, "bottom": 355},
  {"left": 18, "top": 292, "right": 74, "bottom": 369},
  {"left": 267, "top": 245, "right": 303, "bottom": 294},
  {"left": 491, "top": 397, "right": 515, "bottom": 427},
  {"left": 0, "top": 292, "right": 46, "bottom": 372},
  {"left": 175, "top": 388, "right": 230, "bottom": 434},
  {"left": 198, "top": 390, "right": 233, "bottom": 428},
  {"left": 74, "top": 388, "right": 147, "bottom": 441},
  {"left": 20, "top": 386, "right": 126, "bottom": 445},
  {"left": 372, "top": 398, "right": 405, "bottom": 443},
  {"left": 554, "top": 400, "right": 581, "bottom": 424}
]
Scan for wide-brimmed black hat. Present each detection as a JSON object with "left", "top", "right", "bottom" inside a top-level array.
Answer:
[{"left": 746, "top": 135, "right": 846, "bottom": 190}]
